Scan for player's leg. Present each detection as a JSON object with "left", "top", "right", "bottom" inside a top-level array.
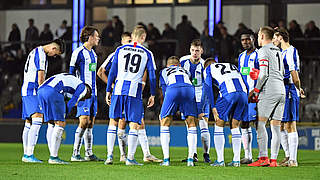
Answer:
[
  {"left": 159, "top": 116, "right": 172, "bottom": 166},
  {"left": 228, "top": 119, "right": 241, "bottom": 167},
  {"left": 280, "top": 122, "right": 289, "bottom": 166},
  {"left": 117, "top": 118, "right": 127, "bottom": 162},
  {"left": 185, "top": 116, "right": 197, "bottom": 167},
  {"left": 26, "top": 112, "right": 43, "bottom": 162},
  {"left": 139, "top": 118, "right": 162, "bottom": 163},
  {"left": 105, "top": 118, "right": 119, "bottom": 164},
  {"left": 83, "top": 97, "right": 102, "bottom": 161},
  {"left": 49, "top": 120, "right": 69, "bottom": 164},
  {"left": 212, "top": 115, "right": 225, "bottom": 167},
  {"left": 22, "top": 119, "right": 31, "bottom": 162},
  {"left": 125, "top": 96, "right": 144, "bottom": 166},
  {"left": 286, "top": 96, "right": 299, "bottom": 167},
  {"left": 286, "top": 121, "right": 298, "bottom": 167},
  {"left": 199, "top": 111, "right": 211, "bottom": 163},
  {"left": 46, "top": 120, "right": 55, "bottom": 156},
  {"left": 71, "top": 115, "right": 87, "bottom": 161}
]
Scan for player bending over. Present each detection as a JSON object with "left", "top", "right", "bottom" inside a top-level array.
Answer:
[
  {"left": 21, "top": 39, "right": 64, "bottom": 163},
  {"left": 38, "top": 73, "right": 92, "bottom": 164},
  {"left": 159, "top": 56, "right": 198, "bottom": 166},
  {"left": 237, "top": 32, "right": 259, "bottom": 164},
  {"left": 106, "top": 25, "right": 157, "bottom": 166},
  {"left": 203, "top": 58, "right": 248, "bottom": 167},
  {"left": 273, "top": 28, "right": 305, "bottom": 167},
  {"left": 248, "top": 26, "right": 285, "bottom": 167},
  {"left": 69, "top": 26, "right": 103, "bottom": 162}
]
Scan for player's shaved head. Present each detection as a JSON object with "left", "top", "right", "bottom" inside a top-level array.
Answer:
[
  {"left": 259, "top": 26, "right": 275, "bottom": 40},
  {"left": 167, "top": 56, "right": 180, "bottom": 67},
  {"left": 132, "top": 25, "right": 146, "bottom": 39},
  {"left": 204, "top": 58, "right": 217, "bottom": 69},
  {"left": 274, "top": 27, "right": 289, "bottom": 42}
]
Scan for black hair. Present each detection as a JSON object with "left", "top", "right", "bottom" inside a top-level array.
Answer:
[{"left": 51, "top": 39, "right": 65, "bottom": 54}]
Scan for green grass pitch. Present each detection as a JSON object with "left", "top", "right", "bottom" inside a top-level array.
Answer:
[{"left": 0, "top": 143, "right": 319, "bottom": 180}]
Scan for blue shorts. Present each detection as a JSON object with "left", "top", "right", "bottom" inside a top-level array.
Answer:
[
  {"left": 282, "top": 84, "right": 299, "bottom": 122},
  {"left": 76, "top": 95, "right": 97, "bottom": 117},
  {"left": 215, "top": 92, "right": 248, "bottom": 122},
  {"left": 160, "top": 85, "right": 197, "bottom": 120},
  {"left": 243, "top": 103, "right": 257, "bottom": 122},
  {"left": 22, "top": 95, "right": 41, "bottom": 120},
  {"left": 109, "top": 95, "right": 143, "bottom": 124},
  {"left": 38, "top": 86, "right": 66, "bottom": 122},
  {"left": 197, "top": 101, "right": 210, "bottom": 118}
]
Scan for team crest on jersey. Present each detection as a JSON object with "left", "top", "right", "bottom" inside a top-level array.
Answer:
[
  {"left": 83, "top": 107, "right": 89, "bottom": 112},
  {"left": 89, "top": 63, "right": 97, "bottom": 71}
]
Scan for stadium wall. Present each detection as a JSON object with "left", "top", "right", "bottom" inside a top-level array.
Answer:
[
  {"left": 1, "top": 124, "right": 320, "bottom": 150},
  {"left": 0, "top": 9, "right": 71, "bottom": 42}
]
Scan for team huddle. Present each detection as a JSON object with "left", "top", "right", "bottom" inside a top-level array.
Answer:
[{"left": 20, "top": 25, "right": 303, "bottom": 167}]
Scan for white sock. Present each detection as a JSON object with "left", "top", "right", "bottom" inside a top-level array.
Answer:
[
  {"left": 26, "top": 117, "right": 42, "bottom": 156},
  {"left": 127, "top": 129, "right": 139, "bottom": 160},
  {"left": 160, "top": 126, "right": 170, "bottom": 159},
  {"left": 22, "top": 121, "right": 31, "bottom": 155},
  {"left": 73, "top": 127, "right": 85, "bottom": 156},
  {"left": 288, "top": 132, "right": 299, "bottom": 161},
  {"left": 117, "top": 128, "right": 127, "bottom": 156},
  {"left": 247, "top": 127, "right": 253, "bottom": 160},
  {"left": 270, "top": 125, "right": 281, "bottom": 160},
  {"left": 107, "top": 125, "right": 117, "bottom": 157},
  {"left": 138, "top": 129, "right": 151, "bottom": 157},
  {"left": 199, "top": 119, "right": 210, "bottom": 154},
  {"left": 84, "top": 128, "right": 93, "bottom": 156},
  {"left": 231, "top": 128, "right": 241, "bottom": 162},
  {"left": 257, "top": 121, "right": 268, "bottom": 158},
  {"left": 46, "top": 123, "right": 55, "bottom": 153},
  {"left": 50, "top": 125, "right": 64, "bottom": 157},
  {"left": 187, "top": 127, "right": 197, "bottom": 159},
  {"left": 214, "top": 126, "right": 225, "bottom": 162},
  {"left": 280, "top": 130, "right": 289, "bottom": 158}
]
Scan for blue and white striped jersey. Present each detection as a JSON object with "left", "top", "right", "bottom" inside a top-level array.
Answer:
[
  {"left": 238, "top": 49, "right": 259, "bottom": 92},
  {"left": 21, "top": 46, "right": 47, "bottom": 96},
  {"left": 204, "top": 63, "right": 247, "bottom": 102},
  {"left": 100, "top": 52, "right": 115, "bottom": 74},
  {"left": 180, "top": 55, "right": 205, "bottom": 102},
  {"left": 282, "top": 45, "right": 300, "bottom": 84},
  {"left": 159, "top": 65, "right": 192, "bottom": 94},
  {"left": 106, "top": 42, "right": 157, "bottom": 99},
  {"left": 69, "top": 45, "right": 97, "bottom": 96},
  {"left": 39, "top": 73, "right": 87, "bottom": 110}
]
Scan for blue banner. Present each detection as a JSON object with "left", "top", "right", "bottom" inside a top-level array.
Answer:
[{"left": 37, "top": 124, "right": 320, "bottom": 150}]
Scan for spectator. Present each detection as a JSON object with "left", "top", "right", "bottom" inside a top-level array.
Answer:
[
  {"left": 147, "top": 23, "right": 161, "bottom": 41},
  {"left": 200, "top": 27, "right": 215, "bottom": 59},
  {"left": 304, "top": 21, "right": 320, "bottom": 38},
  {"left": 269, "top": 20, "right": 277, "bottom": 29},
  {"left": 8, "top": 23, "right": 21, "bottom": 51},
  {"left": 25, "top": 18, "right": 39, "bottom": 53},
  {"left": 278, "top": 19, "right": 287, "bottom": 29},
  {"left": 216, "top": 26, "right": 234, "bottom": 64},
  {"left": 101, "top": 20, "right": 114, "bottom": 47},
  {"left": 162, "top": 23, "right": 175, "bottom": 39},
  {"left": 214, "top": 21, "right": 224, "bottom": 39},
  {"left": 305, "top": 93, "right": 320, "bottom": 119},
  {"left": 39, "top": 23, "right": 54, "bottom": 43},
  {"left": 55, "top": 20, "right": 67, "bottom": 39},
  {"left": 189, "top": 21, "right": 200, "bottom": 40},
  {"left": 112, "top": 16, "right": 124, "bottom": 45},
  {"left": 288, "top": 20, "right": 303, "bottom": 40},
  {"left": 202, "top": 19, "right": 208, "bottom": 34},
  {"left": 234, "top": 23, "right": 252, "bottom": 40},
  {"left": 176, "top": 15, "right": 194, "bottom": 56}
]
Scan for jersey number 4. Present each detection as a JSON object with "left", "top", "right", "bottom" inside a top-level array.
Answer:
[{"left": 124, "top": 53, "right": 141, "bottom": 73}]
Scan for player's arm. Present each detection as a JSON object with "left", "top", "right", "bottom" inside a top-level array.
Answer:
[
  {"left": 67, "top": 83, "right": 87, "bottom": 114},
  {"left": 38, "top": 70, "right": 45, "bottom": 86},
  {"left": 106, "top": 51, "right": 119, "bottom": 105},
  {"left": 69, "top": 51, "right": 80, "bottom": 75},
  {"left": 159, "top": 70, "right": 167, "bottom": 97},
  {"left": 97, "top": 66, "right": 108, "bottom": 84},
  {"left": 146, "top": 53, "right": 157, "bottom": 108},
  {"left": 203, "top": 67, "right": 215, "bottom": 108},
  {"left": 254, "top": 49, "right": 269, "bottom": 92},
  {"left": 142, "top": 70, "right": 147, "bottom": 91},
  {"left": 98, "top": 53, "right": 114, "bottom": 84}
]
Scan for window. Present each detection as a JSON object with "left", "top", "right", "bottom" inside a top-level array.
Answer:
[
  {"left": 114, "top": 0, "right": 132, "bottom": 4},
  {"left": 156, "top": 0, "right": 173, "bottom": 3},
  {"left": 31, "top": 0, "right": 47, "bottom": 5},
  {"left": 135, "top": 0, "right": 153, "bottom": 4},
  {"left": 51, "top": 0, "right": 67, "bottom": 4}
]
